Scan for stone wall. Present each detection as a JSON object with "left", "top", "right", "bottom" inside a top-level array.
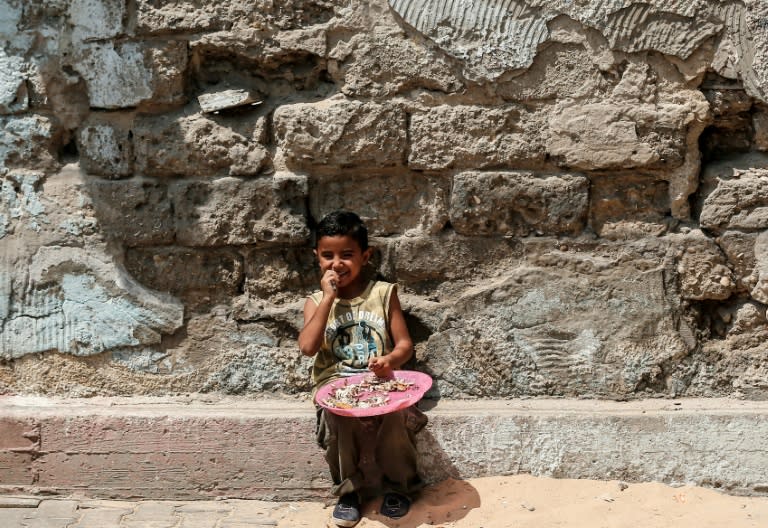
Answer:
[{"left": 1, "top": 0, "right": 768, "bottom": 400}]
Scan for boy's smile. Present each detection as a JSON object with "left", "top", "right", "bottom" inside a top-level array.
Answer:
[{"left": 315, "top": 235, "right": 371, "bottom": 297}]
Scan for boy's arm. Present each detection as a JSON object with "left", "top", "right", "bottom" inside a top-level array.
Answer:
[
  {"left": 298, "top": 297, "right": 328, "bottom": 356},
  {"left": 368, "top": 288, "right": 414, "bottom": 377},
  {"left": 298, "top": 270, "right": 338, "bottom": 356},
  {"left": 298, "top": 294, "right": 335, "bottom": 356}
]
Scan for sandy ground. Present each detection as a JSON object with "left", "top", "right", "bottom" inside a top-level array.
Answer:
[{"left": 277, "top": 475, "right": 768, "bottom": 528}]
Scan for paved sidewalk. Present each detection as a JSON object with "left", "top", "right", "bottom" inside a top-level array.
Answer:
[
  {"left": 0, "top": 496, "right": 333, "bottom": 528},
  {"left": 3, "top": 474, "right": 768, "bottom": 528}
]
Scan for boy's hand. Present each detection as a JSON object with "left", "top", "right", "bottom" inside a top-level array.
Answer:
[
  {"left": 368, "top": 356, "right": 393, "bottom": 378},
  {"left": 320, "top": 270, "right": 339, "bottom": 298}
]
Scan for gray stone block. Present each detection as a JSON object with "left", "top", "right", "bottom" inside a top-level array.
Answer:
[
  {"left": 68, "top": 0, "right": 125, "bottom": 43},
  {"left": 0, "top": 115, "right": 57, "bottom": 173},
  {"left": 76, "top": 113, "right": 133, "bottom": 178},
  {"left": 69, "top": 41, "right": 187, "bottom": 110},
  {"left": 0, "top": 51, "right": 28, "bottom": 114}
]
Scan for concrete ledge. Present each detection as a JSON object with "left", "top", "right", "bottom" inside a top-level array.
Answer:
[{"left": 1, "top": 396, "right": 767, "bottom": 499}]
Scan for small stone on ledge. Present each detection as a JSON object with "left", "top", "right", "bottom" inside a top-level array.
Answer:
[{"left": 198, "top": 88, "right": 263, "bottom": 113}]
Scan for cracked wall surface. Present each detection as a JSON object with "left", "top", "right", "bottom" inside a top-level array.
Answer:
[{"left": 1, "top": 0, "right": 768, "bottom": 399}]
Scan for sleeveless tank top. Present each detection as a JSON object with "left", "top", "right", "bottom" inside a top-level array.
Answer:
[{"left": 309, "top": 280, "right": 394, "bottom": 392}]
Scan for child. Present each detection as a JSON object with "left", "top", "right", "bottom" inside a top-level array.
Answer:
[{"left": 298, "top": 210, "right": 426, "bottom": 527}]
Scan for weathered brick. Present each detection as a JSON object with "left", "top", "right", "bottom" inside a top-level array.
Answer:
[
  {"left": 69, "top": 41, "right": 187, "bottom": 109},
  {"left": 409, "top": 105, "right": 546, "bottom": 170},
  {"left": 0, "top": 114, "right": 58, "bottom": 173},
  {"left": 69, "top": 0, "right": 125, "bottom": 42},
  {"left": 274, "top": 98, "right": 407, "bottom": 169},
  {"left": 309, "top": 172, "right": 450, "bottom": 236},
  {"left": 135, "top": 0, "right": 339, "bottom": 34},
  {"left": 753, "top": 108, "right": 768, "bottom": 151},
  {"left": 337, "top": 26, "right": 463, "bottom": 98},
  {"left": 242, "top": 246, "right": 316, "bottom": 301},
  {"left": 589, "top": 174, "right": 670, "bottom": 239},
  {"left": 495, "top": 42, "right": 607, "bottom": 102},
  {"left": 547, "top": 99, "right": 703, "bottom": 170},
  {"left": 450, "top": 171, "right": 588, "bottom": 237},
  {"left": 392, "top": 234, "right": 523, "bottom": 286},
  {"left": 718, "top": 231, "right": 758, "bottom": 292},
  {"left": 87, "top": 179, "right": 174, "bottom": 246},
  {"left": 0, "top": 417, "right": 38, "bottom": 450},
  {"left": 750, "top": 231, "right": 768, "bottom": 304},
  {"left": 170, "top": 174, "right": 308, "bottom": 247},
  {"left": 744, "top": 2, "right": 768, "bottom": 103},
  {"left": 675, "top": 231, "right": 735, "bottom": 301},
  {"left": 134, "top": 112, "right": 269, "bottom": 178},
  {"left": 700, "top": 170, "right": 768, "bottom": 232},
  {"left": 0, "top": 452, "right": 36, "bottom": 485},
  {"left": 125, "top": 246, "right": 244, "bottom": 301},
  {"left": 76, "top": 112, "right": 134, "bottom": 178},
  {"left": 0, "top": 51, "right": 28, "bottom": 115},
  {"left": 35, "top": 415, "right": 323, "bottom": 499}
]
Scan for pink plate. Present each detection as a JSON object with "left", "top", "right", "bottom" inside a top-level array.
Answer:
[{"left": 315, "top": 370, "right": 433, "bottom": 417}]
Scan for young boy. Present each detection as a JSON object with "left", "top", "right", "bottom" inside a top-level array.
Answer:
[{"left": 298, "top": 210, "right": 426, "bottom": 527}]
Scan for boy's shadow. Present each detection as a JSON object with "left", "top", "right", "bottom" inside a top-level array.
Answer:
[
  {"left": 359, "top": 476, "right": 481, "bottom": 527},
  {"left": 356, "top": 418, "right": 481, "bottom": 528}
]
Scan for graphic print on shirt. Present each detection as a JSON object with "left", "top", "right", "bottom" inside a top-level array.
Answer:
[{"left": 330, "top": 314, "right": 386, "bottom": 369}]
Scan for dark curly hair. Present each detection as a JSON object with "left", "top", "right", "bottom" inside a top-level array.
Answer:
[{"left": 314, "top": 210, "right": 369, "bottom": 251}]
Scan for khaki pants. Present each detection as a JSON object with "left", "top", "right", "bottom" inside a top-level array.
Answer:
[{"left": 316, "top": 406, "right": 428, "bottom": 500}]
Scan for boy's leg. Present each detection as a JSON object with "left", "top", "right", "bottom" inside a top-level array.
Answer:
[
  {"left": 375, "top": 408, "right": 426, "bottom": 496},
  {"left": 318, "top": 410, "right": 366, "bottom": 497}
]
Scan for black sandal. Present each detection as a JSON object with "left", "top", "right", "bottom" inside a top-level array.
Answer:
[
  {"left": 380, "top": 492, "right": 411, "bottom": 519},
  {"left": 332, "top": 493, "right": 360, "bottom": 527}
]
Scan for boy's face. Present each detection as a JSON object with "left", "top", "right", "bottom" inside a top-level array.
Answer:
[{"left": 314, "top": 235, "right": 372, "bottom": 290}]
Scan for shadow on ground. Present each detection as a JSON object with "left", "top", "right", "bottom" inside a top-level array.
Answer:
[{"left": 359, "top": 477, "right": 481, "bottom": 528}]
